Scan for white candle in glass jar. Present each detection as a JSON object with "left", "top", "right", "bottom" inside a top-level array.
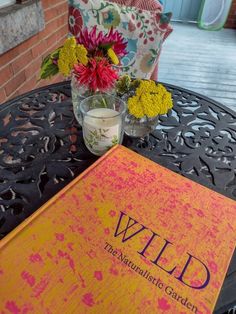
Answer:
[{"left": 83, "top": 108, "right": 122, "bottom": 155}]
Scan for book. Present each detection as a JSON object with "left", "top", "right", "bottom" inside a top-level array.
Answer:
[{"left": 0, "top": 145, "right": 235, "bottom": 314}]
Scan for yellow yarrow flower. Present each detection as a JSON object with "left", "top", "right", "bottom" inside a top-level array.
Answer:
[
  {"left": 161, "top": 91, "right": 173, "bottom": 114},
  {"left": 75, "top": 44, "right": 88, "bottom": 66},
  {"left": 66, "top": 37, "right": 77, "bottom": 48},
  {"left": 58, "top": 37, "right": 88, "bottom": 76},
  {"left": 127, "top": 80, "right": 173, "bottom": 118},
  {"left": 127, "top": 95, "right": 144, "bottom": 118},
  {"left": 107, "top": 48, "right": 119, "bottom": 65},
  {"left": 135, "top": 81, "right": 155, "bottom": 97}
]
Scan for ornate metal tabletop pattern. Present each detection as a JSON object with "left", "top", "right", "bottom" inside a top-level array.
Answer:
[
  {"left": 127, "top": 85, "right": 236, "bottom": 200},
  {"left": 0, "top": 81, "right": 235, "bottom": 238},
  {"left": 0, "top": 83, "right": 96, "bottom": 237},
  {"left": 0, "top": 81, "right": 235, "bottom": 313}
]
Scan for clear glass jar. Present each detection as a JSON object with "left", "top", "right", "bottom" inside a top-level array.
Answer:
[
  {"left": 124, "top": 114, "right": 159, "bottom": 138},
  {"left": 71, "top": 75, "right": 93, "bottom": 125},
  {"left": 79, "top": 93, "right": 127, "bottom": 156}
]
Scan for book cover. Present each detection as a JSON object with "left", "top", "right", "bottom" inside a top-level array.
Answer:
[{"left": 0, "top": 145, "right": 235, "bottom": 314}]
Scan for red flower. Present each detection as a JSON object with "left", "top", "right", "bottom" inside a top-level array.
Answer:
[
  {"left": 68, "top": 6, "right": 83, "bottom": 36},
  {"left": 73, "top": 58, "right": 119, "bottom": 92}
]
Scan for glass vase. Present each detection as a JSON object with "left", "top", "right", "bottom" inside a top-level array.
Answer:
[
  {"left": 124, "top": 114, "right": 159, "bottom": 138},
  {"left": 71, "top": 75, "right": 93, "bottom": 125},
  {"left": 71, "top": 75, "right": 117, "bottom": 126},
  {"left": 79, "top": 93, "right": 126, "bottom": 156}
]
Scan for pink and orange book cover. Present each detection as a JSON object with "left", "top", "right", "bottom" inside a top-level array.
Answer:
[{"left": 0, "top": 145, "right": 235, "bottom": 314}]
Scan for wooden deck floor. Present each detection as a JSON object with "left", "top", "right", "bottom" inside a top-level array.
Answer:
[{"left": 158, "top": 22, "right": 236, "bottom": 112}]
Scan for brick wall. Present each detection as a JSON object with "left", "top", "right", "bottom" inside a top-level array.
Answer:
[
  {"left": 225, "top": 0, "right": 236, "bottom": 28},
  {"left": 0, "top": 0, "right": 68, "bottom": 104}
]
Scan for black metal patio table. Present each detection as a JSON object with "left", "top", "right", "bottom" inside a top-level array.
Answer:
[{"left": 0, "top": 81, "right": 235, "bottom": 314}]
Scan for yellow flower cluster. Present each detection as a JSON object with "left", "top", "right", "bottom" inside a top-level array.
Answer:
[
  {"left": 127, "top": 80, "right": 173, "bottom": 118},
  {"left": 58, "top": 37, "right": 88, "bottom": 76},
  {"left": 107, "top": 48, "right": 119, "bottom": 65}
]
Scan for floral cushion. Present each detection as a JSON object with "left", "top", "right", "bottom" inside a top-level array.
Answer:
[{"left": 68, "top": 0, "right": 172, "bottom": 79}]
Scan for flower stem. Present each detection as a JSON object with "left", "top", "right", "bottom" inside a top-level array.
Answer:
[{"left": 101, "top": 97, "right": 108, "bottom": 108}]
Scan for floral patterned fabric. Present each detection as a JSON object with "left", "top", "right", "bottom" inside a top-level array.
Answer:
[{"left": 68, "top": 0, "right": 172, "bottom": 79}]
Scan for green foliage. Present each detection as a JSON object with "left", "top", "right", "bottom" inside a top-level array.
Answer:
[
  {"left": 116, "top": 75, "right": 132, "bottom": 95},
  {"left": 39, "top": 48, "right": 61, "bottom": 80},
  {"left": 100, "top": 42, "right": 113, "bottom": 50}
]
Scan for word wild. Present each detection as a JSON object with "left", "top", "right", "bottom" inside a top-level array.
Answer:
[{"left": 114, "top": 211, "right": 210, "bottom": 290}]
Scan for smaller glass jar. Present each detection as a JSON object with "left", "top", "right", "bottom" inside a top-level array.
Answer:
[
  {"left": 124, "top": 114, "right": 159, "bottom": 138},
  {"left": 79, "top": 94, "right": 126, "bottom": 156}
]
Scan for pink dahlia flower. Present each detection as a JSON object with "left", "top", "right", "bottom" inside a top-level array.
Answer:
[
  {"left": 76, "top": 26, "right": 104, "bottom": 51},
  {"left": 73, "top": 58, "right": 119, "bottom": 92},
  {"left": 103, "top": 27, "right": 128, "bottom": 58},
  {"left": 76, "top": 26, "right": 127, "bottom": 58}
]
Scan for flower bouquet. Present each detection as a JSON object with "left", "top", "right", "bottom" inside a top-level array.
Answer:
[
  {"left": 116, "top": 76, "right": 173, "bottom": 138},
  {"left": 40, "top": 26, "right": 127, "bottom": 92},
  {"left": 40, "top": 26, "right": 127, "bottom": 120},
  {"left": 40, "top": 27, "right": 128, "bottom": 155},
  {"left": 39, "top": 27, "right": 173, "bottom": 153}
]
